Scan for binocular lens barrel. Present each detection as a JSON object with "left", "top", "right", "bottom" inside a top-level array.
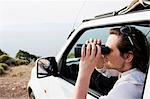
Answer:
[
  {"left": 84, "top": 44, "right": 110, "bottom": 55},
  {"left": 100, "top": 45, "right": 111, "bottom": 55}
]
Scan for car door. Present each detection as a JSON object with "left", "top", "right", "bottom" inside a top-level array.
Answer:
[{"left": 59, "top": 22, "right": 150, "bottom": 98}]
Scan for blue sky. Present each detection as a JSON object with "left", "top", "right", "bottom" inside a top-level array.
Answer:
[{"left": 0, "top": 0, "right": 132, "bottom": 57}]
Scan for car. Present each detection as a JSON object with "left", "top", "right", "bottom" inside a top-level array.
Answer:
[{"left": 28, "top": 0, "right": 150, "bottom": 99}]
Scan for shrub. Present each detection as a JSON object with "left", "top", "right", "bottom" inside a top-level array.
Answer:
[
  {"left": 0, "top": 63, "right": 8, "bottom": 70},
  {"left": 0, "top": 63, "right": 8, "bottom": 75},
  {"left": 16, "top": 50, "right": 39, "bottom": 62},
  {"left": 0, "top": 49, "right": 7, "bottom": 56},
  {"left": 67, "top": 53, "right": 75, "bottom": 58},
  {"left": 15, "top": 59, "right": 30, "bottom": 66},
  {"left": 0, "top": 54, "right": 10, "bottom": 63},
  {"left": 5, "top": 58, "right": 16, "bottom": 66},
  {"left": 0, "top": 65, "right": 4, "bottom": 75}
]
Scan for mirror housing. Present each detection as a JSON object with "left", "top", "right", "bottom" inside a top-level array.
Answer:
[{"left": 37, "top": 57, "right": 58, "bottom": 78}]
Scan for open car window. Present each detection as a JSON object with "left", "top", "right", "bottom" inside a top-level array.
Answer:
[{"left": 60, "top": 22, "right": 150, "bottom": 97}]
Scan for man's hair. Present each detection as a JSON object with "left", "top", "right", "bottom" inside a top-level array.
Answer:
[{"left": 109, "top": 26, "right": 149, "bottom": 73}]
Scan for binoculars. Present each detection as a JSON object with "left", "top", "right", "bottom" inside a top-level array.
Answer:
[
  {"left": 75, "top": 44, "right": 111, "bottom": 58},
  {"left": 84, "top": 44, "right": 111, "bottom": 55}
]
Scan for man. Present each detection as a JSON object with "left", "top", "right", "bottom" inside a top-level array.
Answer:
[{"left": 73, "top": 26, "right": 149, "bottom": 99}]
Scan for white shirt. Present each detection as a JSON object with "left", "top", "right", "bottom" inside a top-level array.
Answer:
[
  {"left": 99, "top": 68, "right": 146, "bottom": 99},
  {"left": 96, "top": 67, "right": 120, "bottom": 78}
]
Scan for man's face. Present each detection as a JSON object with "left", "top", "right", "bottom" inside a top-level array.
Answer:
[{"left": 104, "top": 34, "right": 126, "bottom": 72}]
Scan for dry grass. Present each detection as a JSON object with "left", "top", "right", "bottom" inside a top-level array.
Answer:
[{"left": 0, "top": 64, "right": 34, "bottom": 99}]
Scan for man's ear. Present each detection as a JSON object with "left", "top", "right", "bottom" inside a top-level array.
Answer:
[{"left": 123, "top": 51, "right": 134, "bottom": 63}]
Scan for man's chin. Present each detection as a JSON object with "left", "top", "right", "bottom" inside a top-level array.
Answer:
[{"left": 104, "top": 63, "right": 111, "bottom": 69}]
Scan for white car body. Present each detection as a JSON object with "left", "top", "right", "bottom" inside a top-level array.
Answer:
[{"left": 28, "top": 5, "right": 150, "bottom": 99}]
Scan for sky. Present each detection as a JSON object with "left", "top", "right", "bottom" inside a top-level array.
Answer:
[{"left": 0, "top": 0, "right": 132, "bottom": 57}]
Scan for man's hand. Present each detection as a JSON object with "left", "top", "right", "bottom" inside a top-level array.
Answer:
[
  {"left": 79, "top": 38, "right": 104, "bottom": 76},
  {"left": 73, "top": 39, "right": 104, "bottom": 99}
]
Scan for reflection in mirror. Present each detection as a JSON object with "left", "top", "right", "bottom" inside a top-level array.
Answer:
[
  {"left": 37, "top": 58, "right": 50, "bottom": 78},
  {"left": 38, "top": 59, "right": 50, "bottom": 70}
]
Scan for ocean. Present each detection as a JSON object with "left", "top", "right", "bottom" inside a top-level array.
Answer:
[{"left": 0, "top": 23, "right": 74, "bottom": 58}]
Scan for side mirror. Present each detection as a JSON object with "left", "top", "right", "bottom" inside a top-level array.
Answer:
[{"left": 37, "top": 57, "right": 58, "bottom": 78}]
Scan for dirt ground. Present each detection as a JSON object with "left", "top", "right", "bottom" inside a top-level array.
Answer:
[{"left": 0, "top": 64, "right": 34, "bottom": 99}]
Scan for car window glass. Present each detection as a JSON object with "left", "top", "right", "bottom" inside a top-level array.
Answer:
[{"left": 67, "top": 28, "right": 109, "bottom": 59}]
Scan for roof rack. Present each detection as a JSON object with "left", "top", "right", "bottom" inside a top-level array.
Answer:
[
  {"left": 83, "top": 0, "right": 150, "bottom": 22},
  {"left": 95, "top": 11, "right": 117, "bottom": 19},
  {"left": 118, "top": 0, "right": 150, "bottom": 15}
]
